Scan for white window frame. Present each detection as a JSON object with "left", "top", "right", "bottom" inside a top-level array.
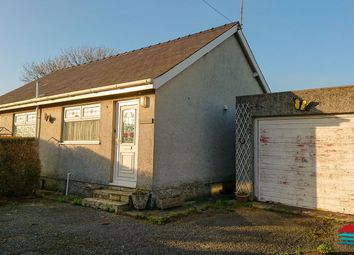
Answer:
[
  {"left": 13, "top": 112, "right": 37, "bottom": 137},
  {"left": 82, "top": 104, "right": 101, "bottom": 120},
  {"left": 14, "top": 112, "right": 37, "bottom": 126},
  {"left": 63, "top": 106, "right": 82, "bottom": 121},
  {"left": 62, "top": 104, "right": 101, "bottom": 144}
]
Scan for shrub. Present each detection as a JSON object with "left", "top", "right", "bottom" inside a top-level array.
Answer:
[
  {"left": 316, "top": 243, "right": 333, "bottom": 254},
  {"left": 0, "top": 137, "right": 41, "bottom": 196}
]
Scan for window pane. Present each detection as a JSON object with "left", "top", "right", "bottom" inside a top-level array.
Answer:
[
  {"left": 14, "top": 125, "right": 36, "bottom": 137},
  {"left": 27, "top": 113, "right": 36, "bottom": 124},
  {"left": 83, "top": 105, "right": 100, "bottom": 118},
  {"left": 15, "top": 115, "right": 26, "bottom": 125},
  {"left": 65, "top": 108, "right": 81, "bottom": 119},
  {"left": 63, "top": 120, "right": 99, "bottom": 141},
  {"left": 121, "top": 109, "right": 136, "bottom": 144},
  {"left": 14, "top": 112, "right": 36, "bottom": 137}
]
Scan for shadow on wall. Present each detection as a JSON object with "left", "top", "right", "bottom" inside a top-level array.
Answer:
[
  {"left": 39, "top": 139, "right": 111, "bottom": 185},
  {"left": 236, "top": 90, "right": 354, "bottom": 214},
  {"left": 38, "top": 139, "right": 153, "bottom": 194}
]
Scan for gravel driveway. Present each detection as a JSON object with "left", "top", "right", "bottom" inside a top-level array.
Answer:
[{"left": 0, "top": 198, "right": 352, "bottom": 255}]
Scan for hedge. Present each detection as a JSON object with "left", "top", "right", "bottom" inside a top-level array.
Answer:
[{"left": 0, "top": 137, "right": 41, "bottom": 196}]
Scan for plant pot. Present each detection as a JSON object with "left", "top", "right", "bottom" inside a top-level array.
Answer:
[
  {"left": 236, "top": 193, "right": 249, "bottom": 202},
  {"left": 131, "top": 192, "right": 150, "bottom": 210}
]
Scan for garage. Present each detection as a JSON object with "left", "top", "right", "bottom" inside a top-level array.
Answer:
[
  {"left": 255, "top": 115, "right": 354, "bottom": 214},
  {"left": 235, "top": 85, "right": 354, "bottom": 214}
]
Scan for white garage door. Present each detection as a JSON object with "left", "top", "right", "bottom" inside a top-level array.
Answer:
[{"left": 255, "top": 115, "right": 354, "bottom": 214}]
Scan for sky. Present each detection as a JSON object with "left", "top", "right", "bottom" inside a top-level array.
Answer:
[{"left": 0, "top": 0, "right": 354, "bottom": 95}]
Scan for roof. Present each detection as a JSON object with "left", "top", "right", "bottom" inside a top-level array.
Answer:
[{"left": 0, "top": 22, "right": 238, "bottom": 105}]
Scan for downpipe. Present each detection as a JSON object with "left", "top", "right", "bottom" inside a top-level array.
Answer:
[{"left": 65, "top": 172, "right": 71, "bottom": 196}]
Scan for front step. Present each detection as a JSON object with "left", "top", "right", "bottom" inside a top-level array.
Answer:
[
  {"left": 93, "top": 189, "right": 133, "bottom": 203},
  {"left": 82, "top": 198, "right": 129, "bottom": 213}
]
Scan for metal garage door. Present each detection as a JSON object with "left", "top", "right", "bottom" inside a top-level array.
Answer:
[{"left": 255, "top": 115, "right": 354, "bottom": 214}]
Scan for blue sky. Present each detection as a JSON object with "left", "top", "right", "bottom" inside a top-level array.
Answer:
[{"left": 0, "top": 0, "right": 354, "bottom": 95}]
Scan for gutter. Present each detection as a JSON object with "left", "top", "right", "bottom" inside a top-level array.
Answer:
[{"left": 0, "top": 78, "right": 153, "bottom": 112}]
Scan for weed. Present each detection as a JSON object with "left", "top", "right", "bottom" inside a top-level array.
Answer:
[
  {"left": 306, "top": 219, "right": 334, "bottom": 241},
  {"left": 71, "top": 198, "right": 82, "bottom": 206},
  {"left": 106, "top": 207, "right": 116, "bottom": 213},
  {"left": 146, "top": 215, "right": 166, "bottom": 225},
  {"left": 234, "top": 201, "right": 253, "bottom": 208},
  {"left": 168, "top": 211, "right": 178, "bottom": 217},
  {"left": 195, "top": 207, "right": 206, "bottom": 213},
  {"left": 57, "top": 196, "right": 73, "bottom": 203},
  {"left": 295, "top": 246, "right": 302, "bottom": 255},
  {"left": 214, "top": 199, "right": 231, "bottom": 208},
  {"left": 316, "top": 243, "right": 333, "bottom": 254}
]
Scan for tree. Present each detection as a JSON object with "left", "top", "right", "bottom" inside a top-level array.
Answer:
[{"left": 21, "top": 47, "right": 117, "bottom": 82}]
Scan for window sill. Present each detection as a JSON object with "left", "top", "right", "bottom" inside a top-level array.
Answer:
[{"left": 59, "top": 141, "right": 101, "bottom": 145}]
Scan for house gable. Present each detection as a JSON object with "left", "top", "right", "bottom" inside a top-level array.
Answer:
[
  {"left": 153, "top": 26, "right": 270, "bottom": 93},
  {"left": 152, "top": 33, "right": 266, "bottom": 192}
]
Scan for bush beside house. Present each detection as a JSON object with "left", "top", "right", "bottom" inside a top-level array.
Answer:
[{"left": 0, "top": 137, "right": 41, "bottom": 196}]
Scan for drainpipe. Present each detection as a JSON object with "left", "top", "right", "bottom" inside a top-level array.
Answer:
[
  {"left": 65, "top": 172, "right": 71, "bottom": 196},
  {"left": 35, "top": 81, "right": 41, "bottom": 139}
]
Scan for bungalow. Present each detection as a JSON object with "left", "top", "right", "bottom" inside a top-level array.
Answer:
[{"left": 0, "top": 22, "right": 269, "bottom": 205}]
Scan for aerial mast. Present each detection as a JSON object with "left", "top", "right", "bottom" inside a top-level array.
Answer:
[{"left": 240, "top": 0, "right": 244, "bottom": 29}]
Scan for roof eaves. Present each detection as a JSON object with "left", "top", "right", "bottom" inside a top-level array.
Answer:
[
  {"left": 235, "top": 29, "right": 271, "bottom": 93},
  {"left": 0, "top": 78, "right": 153, "bottom": 112}
]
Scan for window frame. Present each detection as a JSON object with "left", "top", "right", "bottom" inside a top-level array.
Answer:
[
  {"left": 14, "top": 112, "right": 37, "bottom": 126},
  {"left": 13, "top": 112, "right": 37, "bottom": 137},
  {"left": 61, "top": 104, "right": 101, "bottom": 144}
]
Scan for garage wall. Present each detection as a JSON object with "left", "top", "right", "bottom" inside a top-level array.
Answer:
[
  {"left": 256, "top": 116, "right": 354, "bottom": 214},
  {"left": 236, "top": 85, "right": 354, "bottom": 214}
]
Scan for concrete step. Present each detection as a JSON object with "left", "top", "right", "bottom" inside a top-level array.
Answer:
[
  {"left": 93, "top": 189, "right": 132, "bottom": 203},
  {"left": 82, "top": 197, "right": 129, "bottom": 213},
  {"left": 107, "top": 186, "right": 135, "bottom": 193}
]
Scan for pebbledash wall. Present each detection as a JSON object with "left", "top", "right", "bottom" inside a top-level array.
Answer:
[
  {"left": 0, "top": 91, "right": 155, "bottom": 196},
  {"left": 153, "top": 34, "right": 264, "bottom": 199},
  {"left": 235, "top": 85, "right": 354, "bottom": 198}
]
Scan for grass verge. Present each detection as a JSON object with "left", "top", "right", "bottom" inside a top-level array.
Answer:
[{"left": 36, "top": 190, "right": 83, "bottom": 206}]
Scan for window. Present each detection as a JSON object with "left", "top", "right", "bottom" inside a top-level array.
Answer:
[
  {"left": 14, "top": 112, "right": 36, "bottom": 137},
  {"left": 62, "top": 104, "right": 100, "bottom": 142},
  {"left": 121, "top": 109, "right": 136, "bottom": 144}
]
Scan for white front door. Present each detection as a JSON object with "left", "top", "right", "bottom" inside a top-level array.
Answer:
[{"left": 113, "top": 100, "right": 139, "bottom": 188}]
